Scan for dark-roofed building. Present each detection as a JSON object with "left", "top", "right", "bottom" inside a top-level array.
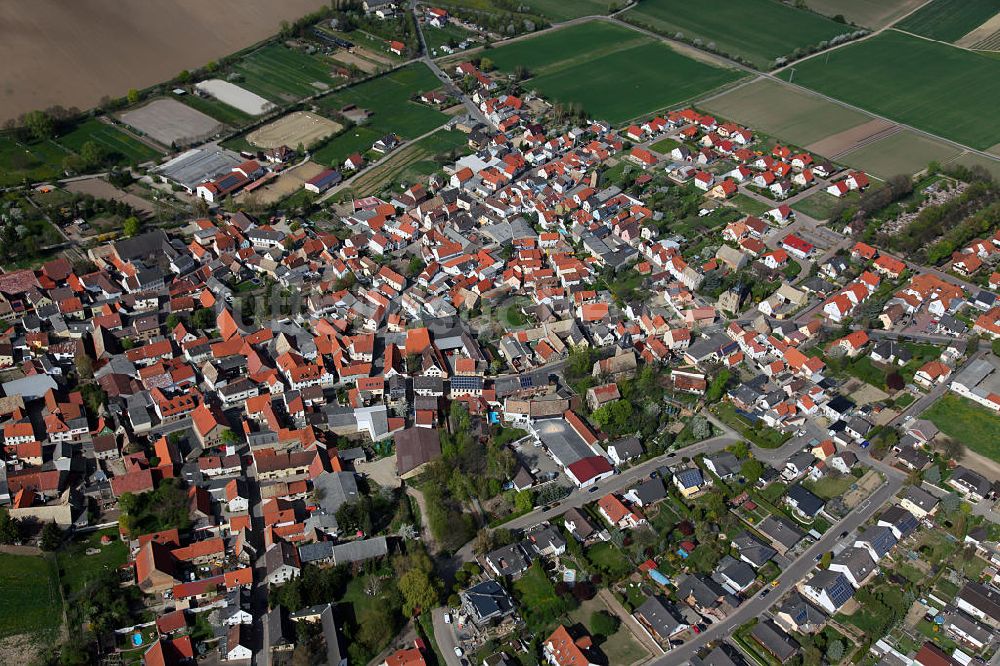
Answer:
[
  {"left": 394, "top": 427, "right": 441, "bottom": 478},
  {"left": 853, "top": 525, "right": 897, "bottom": 561},
  {"left": 784, "top": 484, "right": 824, "bottom": 519},
  {"left": 775, "top": 592, "right": 828, "bottom": 634},
  {"left": 749, "top": 619, "right": 799, "bottom": 663},
  {"left": 900, "top": 485, "right": 939, "bottom": 519},
  {"left": 563, "top": 507, "right": 600, "bottom": 542},
  {"left": 956, "top": 582, "right": 1000, "bottom": 628},
  {"left": 625, "top": 477, "right": 668, "bottom": 508},
  {"left": 633, "top": 595, "right": 688, "bottom": 644},
  {"left": 828, "top": 546, "right": 877, "bottom": 588},
  {"left": 732, "top": 532, "right": 776, "bottom": 569},
  {"left": 460, "top": 579, "right": 515, "bottom": 625},
  {"left": 485, "top": 543, "right": 530, "bottom": 578},
  {"left": 757, "top": 515, "right": 804, "bottom": 554},
  {"left": 877, "top": 505, "right": 919, "bottom": 540}
]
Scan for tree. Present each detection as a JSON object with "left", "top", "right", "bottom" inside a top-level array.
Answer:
[
  {"left": 726, "top": 441, "right": 749, "bottom": 459},
  {"left": 23, "top": 110, "right": 55, "bottom": 141},
  {"left": 0, "top": 509, "right": 22, "bottom": 545},
  {"left": 192, "top": 308, "right": 216, "bottom": 331},
  {"left": 127, "top": 88, "right": 140, "bottom": 104},
  {"left": 923, "top": 465, "right": 941, "bottom": 484},
  {"left": 992, "top": 337, "right": 1000, "bottom": 358},
  {"left": 742, "top": 458, "right": 764, "bottom": 484},
  {"left": 886, "top": 372, "right": 904, "bottom": 391},
  {"left": 514, "top": 490, "right": 534, "bottom": 514},
  {"left": 75, "top": 354, "right": 94, "bottom": 381},
  {"left": 589, "top": 610, "right": 619, "bottom": 637},
  {"left": 39, "top": 521, "right": 63, "bottom": 551},
  {"left": 79, "top": 141, "right": 106, "bottom": 169},
  {"left": 164, "top": 313, "right": 180, "bottom": 331},
  {"left": 398, "top": 568, "right": 439, "bottom": 617},
  {"left": 689, "top": 415, "right": 711, "bottom": 440},
  {"left": 826, "top": 639, "right": 844, "bottom": 663},
  {"left": 122, "top": 216, "right": 141, "bottom": 237},
  {"left": 940, "top": 437, "right": 965, "bottom": 463}
]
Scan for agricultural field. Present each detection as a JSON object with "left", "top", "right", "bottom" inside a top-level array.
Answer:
[
  {"left": 0, "top": 0, "right": 331, "bottom": 123},
  {"left": 178, "top": 93, "right": 255, "bottom": 127},
  {"left": 0, "top": 554, "right": 62, "bottom": 645},
  {"left": 231, "top": 43, "right": 342, "bottom": 103},
  {"left": 778, "top": 31, "right": 1000, "bottom": 150},
  {"left": 924, "top": 393, "right": 1000, "bottom": 462},
  {"left": 317, "top": 63, "right": 449, "bottom": 137},
  {"left": 623, "top": 0, "right": 851, "bottom": 69},
  {"left": 119, "top": 97, "right": 222, "bottom": 146},
  {"left": 804, "top": 0, "right": 927, "bottom": 29},
  {"left": 485, "top": 21, "right": 744, "bottom": 124},
  {"left": 895, "top": 0, "right": 1000, "bottom": 43},
  {"left": 839, "top": 129, "right": 961, "bottom": 178},
  {"left": 347, "top": 129, "right": 469, "bottom": 195},
  {"left": 699, "top": 78, "right": 871, "bottom": 148},
  {"left": 56, "top": 119, "right": 163, "bottom": 165},
  {"left": 247, "top": 111, "right": 342, "bottom": 149},
  {"left": 951, "top": 152, "right": 1000, "bottom": 180},
  {"left": 520, "top": 0, "right": 613, "bottom": 21}
]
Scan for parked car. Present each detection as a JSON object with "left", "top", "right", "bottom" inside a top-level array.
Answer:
[{"left": 444, "top": 613, "right": 451, "bottom": 624}]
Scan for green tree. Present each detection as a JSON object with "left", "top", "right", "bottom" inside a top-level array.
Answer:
[
  {"left": 122, "top": 216, "right": 141, "bottom": 237},
  {"left": 0, "top": 509, "right": 23, "bottom": 544},
  {"left": 164, "top": 313, "right": 180, "bottom": 331},
  {"left": 923, "top": 465, "right": 941, "bottom": 484},
  {"left": 75, "top": 354, "right": 94, "bottom": 380},
  {"left": 192, "top": 308, "right": 216, "bottom": 330},
  {"left": 398, "top": 568, "right": 439, "bottom": 617},
  {"left": 219, "top": 429, "right": 239, "bottom": 446},
  {"left": 705, "top": 369, "right": 730, "bottom": 403},
  {"left": 514, "top": 490, "right": 534, "bottom": 514},
  {"left": 589, "top": 610, "right": 620, "bottom": 637},
  {"left": 23, "top": 110, "right": 55, "bottom": 141},
  {"left": 79, "top": 141, "right": 106, "bottom": 169},
  {"left": 127, "top": 88, "right": 140, "bottom": 104},
  {"left": 826, "top": 639, "right": 844, "bottom": 663},
  {"left": 742, "top": 458, "right": 764, "bottom": 484},
  {"left": 39, "top": 521, "right": 63, "bottom": 551}
]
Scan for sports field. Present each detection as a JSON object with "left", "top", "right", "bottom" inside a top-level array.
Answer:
[
  {"left": 485, "top": 21, "right": 744, "bottom": 124},
  {"left": 318, "top": 63, "right": 449, "bottom": 138},
  {"left": 700, "top": 78, "right": 870, "bottom": 147},
  {"left": 623, "top": 0, "right": 850, "bottom": 69},
  {"left": 247, "top": 111, "right": 343, "bottom": 149},
  {"left": 895, "top": 0, "right": 1000, "bottom": 43},
  {"left": 839, "top": 129, "right": 961, "bottom": 178},
  {"left": 778, "top": 31, "right": 1000, "bottom": 150},
  {"left": 804, "top": 0, "right": 926, "bottom": 29},
  {"left": 0, "top": 554, "right": 62, "bottom": 640},
  {"left": 233, "top": 44, "right": 340, "bottom": 103},
  {"left": 57, "top": 119, "right": 162, "bottom": 165},
  {"left": 0, "top": 135, "right": 69, "bottom": 186}
]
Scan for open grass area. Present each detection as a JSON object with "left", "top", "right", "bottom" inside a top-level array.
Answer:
[
  {"left": 521, "top": 0, "right": 613, "bottom": 21},
  {"left": 895, "top": 0, "right": 1000, "bottom": 43},
  {"left": 729, "top": 193, "right": 772, "bottom": 217},
  {"left": 0, "top": 553, "right": 62, "bottom": 640},
  {"left": 311, "top": 126, "right": 383, "bottom": 168},
  {"left": 777, "top": 31, "right": 1000, "bottom": 150},
  {"left": 649, "top": 137, "right": 681, "bottom": 154},
  {"left": 423, "top": 21, "right": 479, "bottom": 57},
  {"left": 951, "top": 151, "right": 1000, "bottom": 180},
  {"left": 923, "top": 393, "right": 1000, "bottom": 462},
  {"left": 180, "top": 93, "right": 254, "bottom": 127},
  {"left": 792, "top": 190, "right": 855, "bottom": 220},
  {"left": 567, "top": 597, "right": 650, "bottom": 665},
  {"left": 804, "top": 473, "right": 856, "bottom": 500},
  {"left": 0, "top": 135, "right": 69, "bottom": 186},
  {"left": 233, "top": 44, "right": 341, "bottom": 103},
  {"left": 318, "top": 63, "right": 448, "bottom": 137},
  {"left": 699, "top": 78, "right": 871, "bottom": 148},
  {"left": 56, "top": 119, "right": 162, "bottom": 165},
  {"left": 586, "top": 542, "right": 634, "bottom": 578},
  {"left": 486, "top": 21, "right": 744, "bottom": 124},
  {"left": 623, "top": 0, "right": 852, "bottom": 69},
  {"left": 839, "top": 129, "right": 961, "bottom": 178},
  {"left": 55, "top": 528, "right": 128, "bottom": 598}
]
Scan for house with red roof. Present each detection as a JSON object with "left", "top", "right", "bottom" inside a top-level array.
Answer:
[{"left": 781, "top": 234, "right": 814, "bottom": 260}]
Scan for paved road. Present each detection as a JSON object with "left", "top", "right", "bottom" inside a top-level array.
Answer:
[
  {"left": 431, "top": 607, "right": 463, "bottom": 666},
  {"left": 651, "top": 473, "right": 903, "bottom": 665}
]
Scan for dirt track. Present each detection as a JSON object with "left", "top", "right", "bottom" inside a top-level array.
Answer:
[{"left": 0, "top": 0, "right": 328, "bottom": 123}]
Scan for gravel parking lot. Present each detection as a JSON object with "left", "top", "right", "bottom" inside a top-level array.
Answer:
[{"left": 120, "top": 97, "right": 221, "bottom": 146}]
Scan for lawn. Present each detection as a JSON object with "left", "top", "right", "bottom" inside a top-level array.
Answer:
[
  {"left": 804, "top": 473, "right": 856, "bottom": 500},
  {"left": 484, "top": 21, "right": 744, "bottom": 124},
  {"left": 55, "top": 118, "right": 162, "bottom": 166},
  {"left": 180, "top": 93, "right": 254, "bottom": 127},
  {"left": 513, "top": 562, "right": 575, "bottom": 632},
  {"left": 730, "top": 193, "right": 772, "bottom": 217},
  {"left": 0, "top": 554, "right": 62, "bottom": 640},
  {"left": 792, "top": 190, "right": 855, "bottom": 220},
  {"left": 777, "top": 31, "right": 1000, "bottom": 150},
  {"left": 318, "top": 63, "right": 449, "bottom": 137},
  {"left": 923, "top": 393, "right": 1000, "bottom": 462},
  {"left": 895, "top": 0, "right": 1000, "bottom": 43},
  {"left": 567, "top": 597, "right": 650, "bottom": 665},
  {"left": 233, "top": 44, "right": 342, "bottom": 103},
  {"left": 649, "top": 137, "right": 681, "bottom": 154},
  {"left": 586, "top": 542, "right": 634, "bottom": 578},
  {"left": 311, "top": 126, "right": 383, "bottom": 168},
  {"left": 623, "top": 0, "right": 852, "bottom": 70},
  {"left": 56, "top": 529, "right": 129, "bottom": 598}
]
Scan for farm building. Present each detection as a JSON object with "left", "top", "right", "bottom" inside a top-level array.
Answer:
[{"left": 304, "top": 169, "right": 343, "bottom": 194}]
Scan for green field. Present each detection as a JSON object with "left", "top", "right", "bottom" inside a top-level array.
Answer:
[
  {"left": 485, "top": 21, "right": 743, "bottom": 124},
  {"left": 792, "top": 190, "right": 854, "bottom": 220},
  {"left": 730, "top": 193, "right": 772, "bottom": 216},
  {"left": 318, "top": 63, "right": 448, "bottom": 137},
  {"left": 0, "top": 135, "right": 69, "bottom": 186},
  {"left": 779, "top": 31, "right": 1000, "bottom": 150},
  {"left": 649, "top": 137, "right": 681, "bottom": 154},
  {"left": 839, "top": 129, "right": 961, "bottom": 177},
  {"left": 311, "top": 127, "right": 383, "bottom": 167},
  {"left": 56, "top": 119, "right": 162, "bottom": 165},
  {"left": 180, "top": 93, "right": 254, "bottom": 127},
  {"left": 699, "top": 78, "right": 871, "bottom": 147},
  {"left": 348, "top": 129, "right": 470, "bottom": 195},
  {"left": 951, "top": 151, "right": 1000, "bottom": 180},
  {"left": 56, "top": 529, "right": 128, "bottom": 598},
  {"left": 0, "top": 554, "right": 62, "bottom": 639},
  {"left": 896, "top": 0, "right": 1000, "bottom": 42},
  {"left": 521, "top": 0, "right": 613, "bottom": 21},
  {"left": 924, "top": 393, "right": 1000, "bottom": 462},
  {"left": 623, "top": 0, "right": 851, "bottom": 69},
  {"left": 233, "top": 44, "right": 341, "bottom": 103}
]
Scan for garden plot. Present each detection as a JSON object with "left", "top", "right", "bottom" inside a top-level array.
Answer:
[
  {"left": 120, "top": 97, "right": 221, "bottom": 146},
  {"left": 246, "top": 111, "right": 342, "bottom": 149},
  {"left": 195, "top": 80, "right": 275, "bottom": 115}
]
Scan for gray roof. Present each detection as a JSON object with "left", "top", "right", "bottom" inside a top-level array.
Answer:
[
  {"left": 461, "top": 579, "right": 514, "bottom": 622},
  {"left": 902, "top": 485, "right": 939, "bottom": 512},
  {"left": 758, "top": 515, "right": 804, "bottom": 550},
  {"left": 156, "top": 147, "right": 243, "bottom": 190},
  {"left": 634, "top": 595, "right": 685, "bottom": 638},
  {"left": 732, "top": 532, "right": 776, "bottom": 568},
  {"left": 777, "top": 592, "right": 828, "bottom": 629},
  {"left": 749, "top": 619, "right": 799, "bottom": 661},
  {"left": 330, "top": 536, "right": 388, "bottom": 565},
  {"left": 831, "top": 546, "right": 876, "bottom": 582},
  {"left": 312, "top": 471, "right": 359, "bottom": 514}
]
